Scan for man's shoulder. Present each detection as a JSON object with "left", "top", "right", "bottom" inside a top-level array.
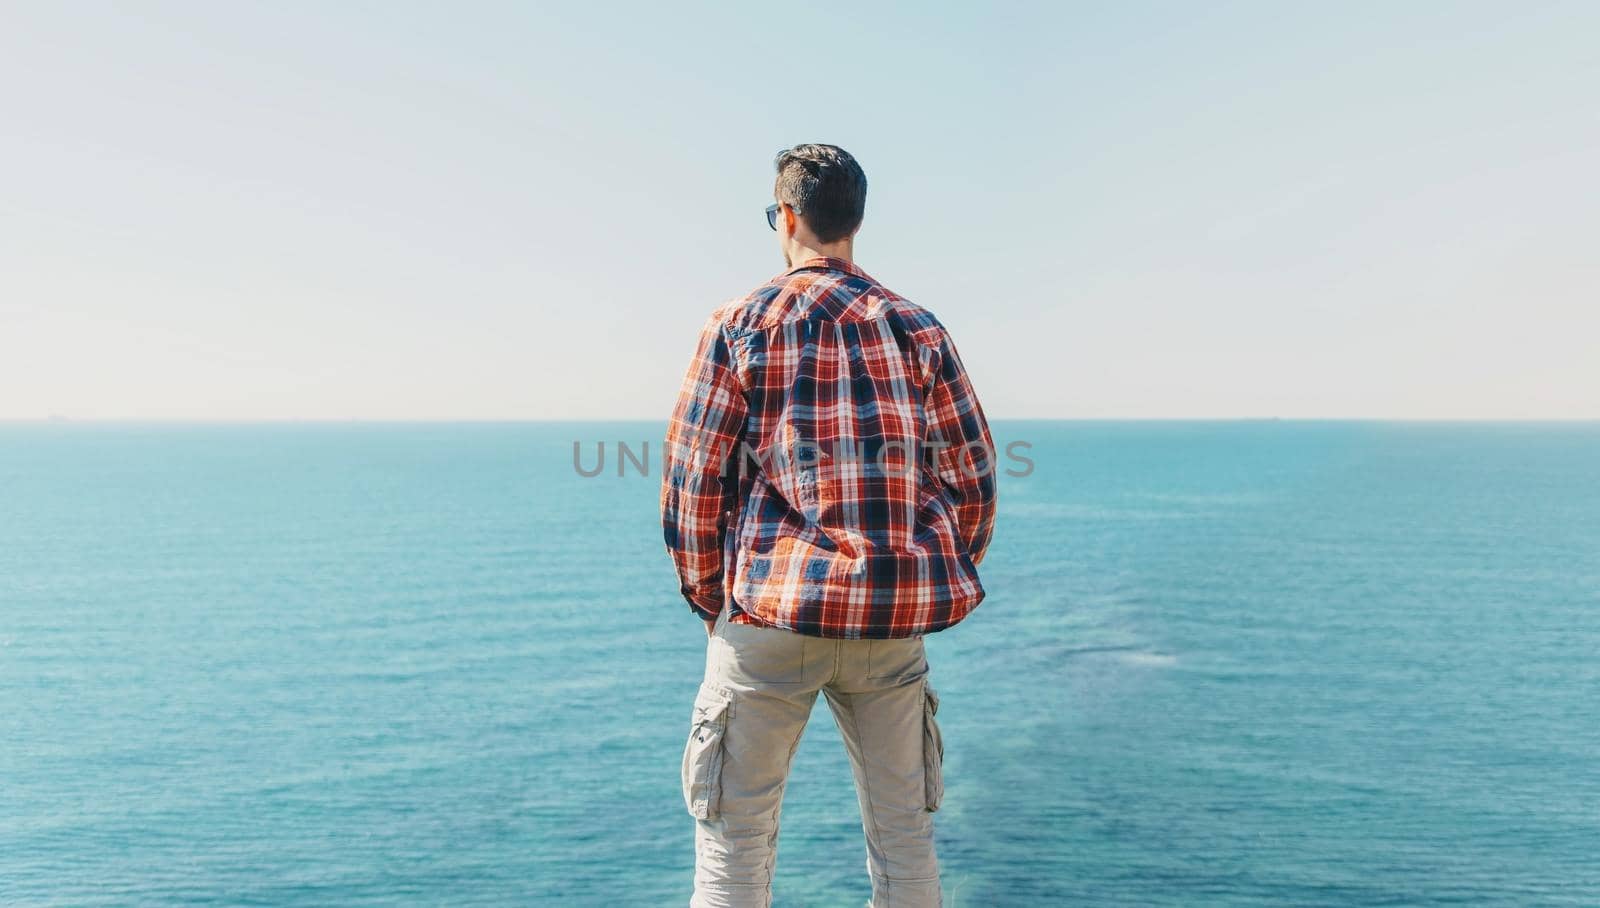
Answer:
[
  {"left": 879, "top": 293, "right": 945, "bottom": 335},
  {"left": 695, "top": 274, "right": 786, "bottom": 332}
]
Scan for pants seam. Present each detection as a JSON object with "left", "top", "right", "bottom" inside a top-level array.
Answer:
[
  {"left": 763, "top": 705, "right": 809, "bottom": 884},
  {"left": 838, "top": 691, "right": 892, "bottom": 885}
]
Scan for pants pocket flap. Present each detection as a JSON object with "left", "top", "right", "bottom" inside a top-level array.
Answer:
[
  {"left": 921, "top": 679, "right": 945, "bottom": 812},
  {"left": 682, "top": 686, "right": 733, "bottom": 820}
]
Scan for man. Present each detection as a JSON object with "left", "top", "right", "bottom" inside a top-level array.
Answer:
[{"left": 661, "top": 143, "right": 997, "bottom": 908}]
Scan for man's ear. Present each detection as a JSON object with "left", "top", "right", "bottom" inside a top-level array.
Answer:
[{"left": 783, "top": 204, "right": 797, "bottom": 235}]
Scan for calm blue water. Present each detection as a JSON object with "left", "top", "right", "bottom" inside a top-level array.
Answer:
[{"left": 2, "top": 422, "right": 1598, "bottom": 906}]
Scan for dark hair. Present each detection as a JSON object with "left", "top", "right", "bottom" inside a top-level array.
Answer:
[{"left": 773, "top": 144, "right": 867, "bottom": 243}]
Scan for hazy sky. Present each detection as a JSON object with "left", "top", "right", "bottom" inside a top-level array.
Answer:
[{"left": 3, "top": 1, "right": 1596, "bottom": 420}]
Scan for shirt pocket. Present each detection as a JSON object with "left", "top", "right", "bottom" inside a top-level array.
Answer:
[
  {"left": 682, "top": 685, "right": 733, "bottom": 820},
  {"left": 922, "top": 678, "right": 945, "bottom": 812}
]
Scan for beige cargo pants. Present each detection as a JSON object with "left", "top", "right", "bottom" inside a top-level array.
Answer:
[{"left": 681, "top": 605, "right": 945, "bottom": 908}]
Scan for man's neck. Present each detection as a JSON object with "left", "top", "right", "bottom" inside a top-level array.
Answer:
[{"left": 787, "top": 239, "right": 854, "bottom": 266}]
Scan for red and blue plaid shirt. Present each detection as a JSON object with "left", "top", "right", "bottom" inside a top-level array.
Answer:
[{"left": 661, "top": 256, "right": 997, "bottom": 639}]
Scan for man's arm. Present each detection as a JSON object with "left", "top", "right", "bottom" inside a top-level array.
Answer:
[
  {"left": 661, "top": 312, "right": 747, "bottom": 623},
  {"left": 925, "top": 330, "right": 997, "bottom": 564}
]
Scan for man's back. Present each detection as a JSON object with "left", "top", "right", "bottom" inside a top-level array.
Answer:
[{"left": 662, "top": 255, "right": 996, "bottom": 639}]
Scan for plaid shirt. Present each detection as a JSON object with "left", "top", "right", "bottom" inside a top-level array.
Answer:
[{"left": 661, "top": 256, "right": 997, "bottom": 639}]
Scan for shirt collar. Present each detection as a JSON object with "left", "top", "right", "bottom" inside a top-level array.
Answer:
[{"left": 781, "top": 256, "right": 874, "bottom": 283}]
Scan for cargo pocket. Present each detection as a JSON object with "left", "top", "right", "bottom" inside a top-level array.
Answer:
[
  {"left": 681, "top": 685, "right": 732, "bottom": 820},
  {"left": 921, "top": 679, "right": 945, "bottom": 812}
]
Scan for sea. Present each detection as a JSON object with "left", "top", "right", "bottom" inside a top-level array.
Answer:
[{"left": 2, "top": 421, "right": 1597, "bottom": 906}]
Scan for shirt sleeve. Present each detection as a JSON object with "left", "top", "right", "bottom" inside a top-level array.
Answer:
[
  {"left": 661, "top": 313, "right": 748, "bottom": 620},
  {"left": 924, "top": 330, "right": 998, "bottom": 564}
]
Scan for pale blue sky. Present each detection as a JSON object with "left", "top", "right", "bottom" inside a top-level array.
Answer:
[{"left": 2, "top": 1, "right": 1596, "bottom": 420}]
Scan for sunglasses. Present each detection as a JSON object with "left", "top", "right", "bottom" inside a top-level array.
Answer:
[{"left": 765, "top": 203, "right": 781, "bottom": 231}]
